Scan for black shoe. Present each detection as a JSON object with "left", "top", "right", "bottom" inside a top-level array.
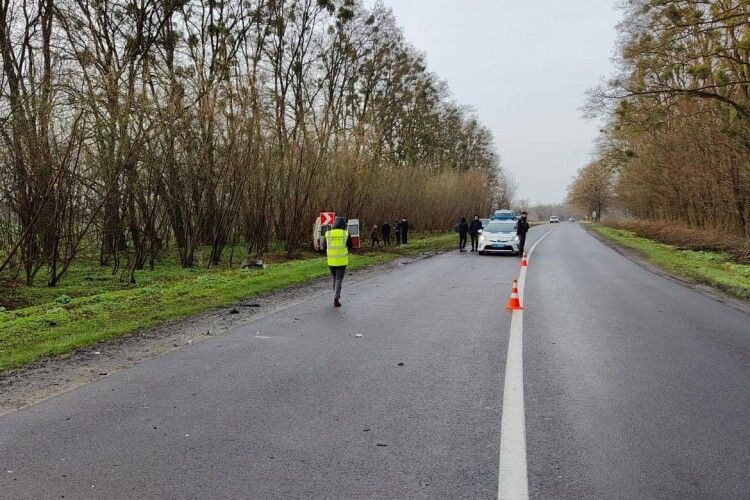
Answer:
[{"left": 334, "top": 298, "right": 341, "bottom": 308}]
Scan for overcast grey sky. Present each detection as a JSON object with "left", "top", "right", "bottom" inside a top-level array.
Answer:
[{"left": 366, "top": 0, "right": 621, "bottom": 204}]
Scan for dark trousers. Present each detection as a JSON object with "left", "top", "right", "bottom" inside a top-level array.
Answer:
[
  {"left": 518, "top": 233, "right": 527, "bottom": 255},
  {"left": 329, "top": 266, "right": 346, "bottom": 299},
  {"left": 383, "top": 234, "right": 390, "bottom": 246},
  {"left": 396, "top": 232, "right": 401, "bottom": 245},
  {"left": 402, "top": 231, "right": 408, "bottom": 244},
  {"left": 371, "top": 237, "right": 379, "bottom": 247},
  {"left": 459, "top": 234, "right": 467, "bottom": 251},
  {"left": 470, "top": 233, "right": 479, "bottom": 251}
]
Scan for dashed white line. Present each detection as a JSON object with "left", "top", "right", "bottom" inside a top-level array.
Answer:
[{"left": 497, "top": 228, "right": 555, "bottom": 500}]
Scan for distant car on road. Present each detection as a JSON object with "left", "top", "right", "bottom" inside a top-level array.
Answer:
[
  {"left": 568, "top": 217, "right": 576, "bottom": 222},
  {"left": 549, "top": 216, "right": 560, "bottom": 223},
  {"left": 478, "top": 220, "right": 520, "bottom": 255}
]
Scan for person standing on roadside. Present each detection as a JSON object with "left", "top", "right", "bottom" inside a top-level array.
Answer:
[
  {"left": 394, "top": 220, "right": 402, "bottom": 245},
  {"left": 322, "top": 217, "right": 353, "bottom": 307},
  {"left": 400, "top": 218, "right": 409, "bottom": 244},
  {"left": 457, "top": 217, "right": 469, "bottom": 252},
  {"left": 516, "top": 211, "right": 530, "bottom": 256},
  {"left": 469, "top": 215, "right": 483, "bottom": 252},
  {"left": 381, "top": 222, "right": 391, "bottom": 246},
  {"left": 370, "top": 225, "right": 380, "bottom": 247}
]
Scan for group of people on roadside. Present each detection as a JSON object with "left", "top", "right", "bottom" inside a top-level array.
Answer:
[
  {"left": 324, "top": 212, "right": 532, "bottom": 309},
  {"left": 455, "top": 212, "right": 530, "bottom": 255},
  {"left": 455, "top": 215, "right": 484, "bottom": 252},
  {"left": 370, "top": 219, "right": 409, "bottom": 247}
]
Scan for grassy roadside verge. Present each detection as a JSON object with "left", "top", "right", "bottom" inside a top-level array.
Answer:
[
  {"left": 589, "top": 225, "right": 750, "bottom": 300},
  {"left": 0, "top": 233, "right": 455, "bottom": 372}
]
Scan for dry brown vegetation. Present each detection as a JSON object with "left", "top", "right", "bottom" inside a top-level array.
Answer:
[
  {"left": 605, "top": 219, "right": 750, "bottom": 264},
  {"left": 0, "top": 0, "right": 512, "bottom": 287},
  {"left": 569, "top": 1, "right": 750, "bottom": 237}
]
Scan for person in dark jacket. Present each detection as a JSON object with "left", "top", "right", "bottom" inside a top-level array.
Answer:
[
  {"left": 400, "top": 219, "right": 409, "bottom": 244},
  {"left": 322, "top": 217, "right": 353, "bottom": 307},
  {"left": 516, "top": 211, "right": 530, "bottom": 256},
  {"left": 381, "top": 222, "right": 391, "bottom": 246},
  {"left": 469, "top": 215, "right": 483, "bottom": 252},
  {"left": 456, "top": 217, "right": 469, "bottom": 252},
  {"left": 394, "top": 220, "right": 401, "bottom": 245},
  {"left": 370, "top": 225, "right": 380, "bottom": 247}
]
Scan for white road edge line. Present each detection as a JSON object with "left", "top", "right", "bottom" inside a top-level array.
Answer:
[{"left": 497, "top": 228, "right": 555, "bottom": 500}]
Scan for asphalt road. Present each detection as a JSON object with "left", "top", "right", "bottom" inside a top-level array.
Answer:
[
  {"left": 524, "top": 224, "right": 750, "bottom": 499},
  {"left": 1, "top": 224, "right": 748, "bottom": 499}
]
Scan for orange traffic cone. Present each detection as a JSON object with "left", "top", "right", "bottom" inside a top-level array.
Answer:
[
  {"left": 520, "top": 253, "right": 528, "bottom": 268},
  {"left": 506, "top": 279, "right": 523, "bottom": 310}
]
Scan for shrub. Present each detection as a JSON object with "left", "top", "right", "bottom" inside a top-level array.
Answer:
[{"left": 605, "top": 219, "right": 750, "bottom": 264}]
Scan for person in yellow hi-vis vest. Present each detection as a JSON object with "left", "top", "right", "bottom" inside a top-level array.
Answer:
[{"left": 322, "top": 217, "right": 353, "bottom": 307}]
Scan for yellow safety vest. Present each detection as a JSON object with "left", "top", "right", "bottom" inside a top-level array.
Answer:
[{"left": 326, "top": 229, "right": 349, "bottom": 266}]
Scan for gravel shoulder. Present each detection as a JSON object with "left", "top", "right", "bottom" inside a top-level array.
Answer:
[{"left": 0, "top": 252, "right": 442, "bottom": 416}]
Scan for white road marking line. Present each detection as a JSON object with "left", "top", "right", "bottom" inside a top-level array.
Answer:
[
  {"left": 498, "top": 307, "right": 528, "bottom": 499},
  {"left": 498, "top": 228, "right": 555, "bottom": 500}
]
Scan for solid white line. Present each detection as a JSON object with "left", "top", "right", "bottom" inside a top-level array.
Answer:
[{"left": 497, "top": 228, "right": 555, "bottom": 500}]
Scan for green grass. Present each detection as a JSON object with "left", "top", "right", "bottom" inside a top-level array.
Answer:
[
  {"left": 0, "top": 233, "right": 456, "bottom": 372},
  {"left": 591, "top": 225, "right": 750, "bottom": 300},
  {"left": 0, "top": 245, "right": 294, "bottom": 310}
]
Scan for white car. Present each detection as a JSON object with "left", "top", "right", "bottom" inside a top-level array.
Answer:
[
  {"left": 478, "top": 220, "right": 520, "bottom": 255},
  {"left": 549, "top": 216, "right": 559, "bottom": 223}
]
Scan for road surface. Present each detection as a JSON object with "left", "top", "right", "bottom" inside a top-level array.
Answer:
[{"left": 1, "top": 224, "right": 748, "bottom": 499}]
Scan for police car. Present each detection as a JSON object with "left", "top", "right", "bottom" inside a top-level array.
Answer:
[{"left": 478, "top": 220, "right": 520, "bottom": 255}]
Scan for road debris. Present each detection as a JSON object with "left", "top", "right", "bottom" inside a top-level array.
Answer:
[{"left": 241, "top": 259, "right": 266, "bottom": 269}]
